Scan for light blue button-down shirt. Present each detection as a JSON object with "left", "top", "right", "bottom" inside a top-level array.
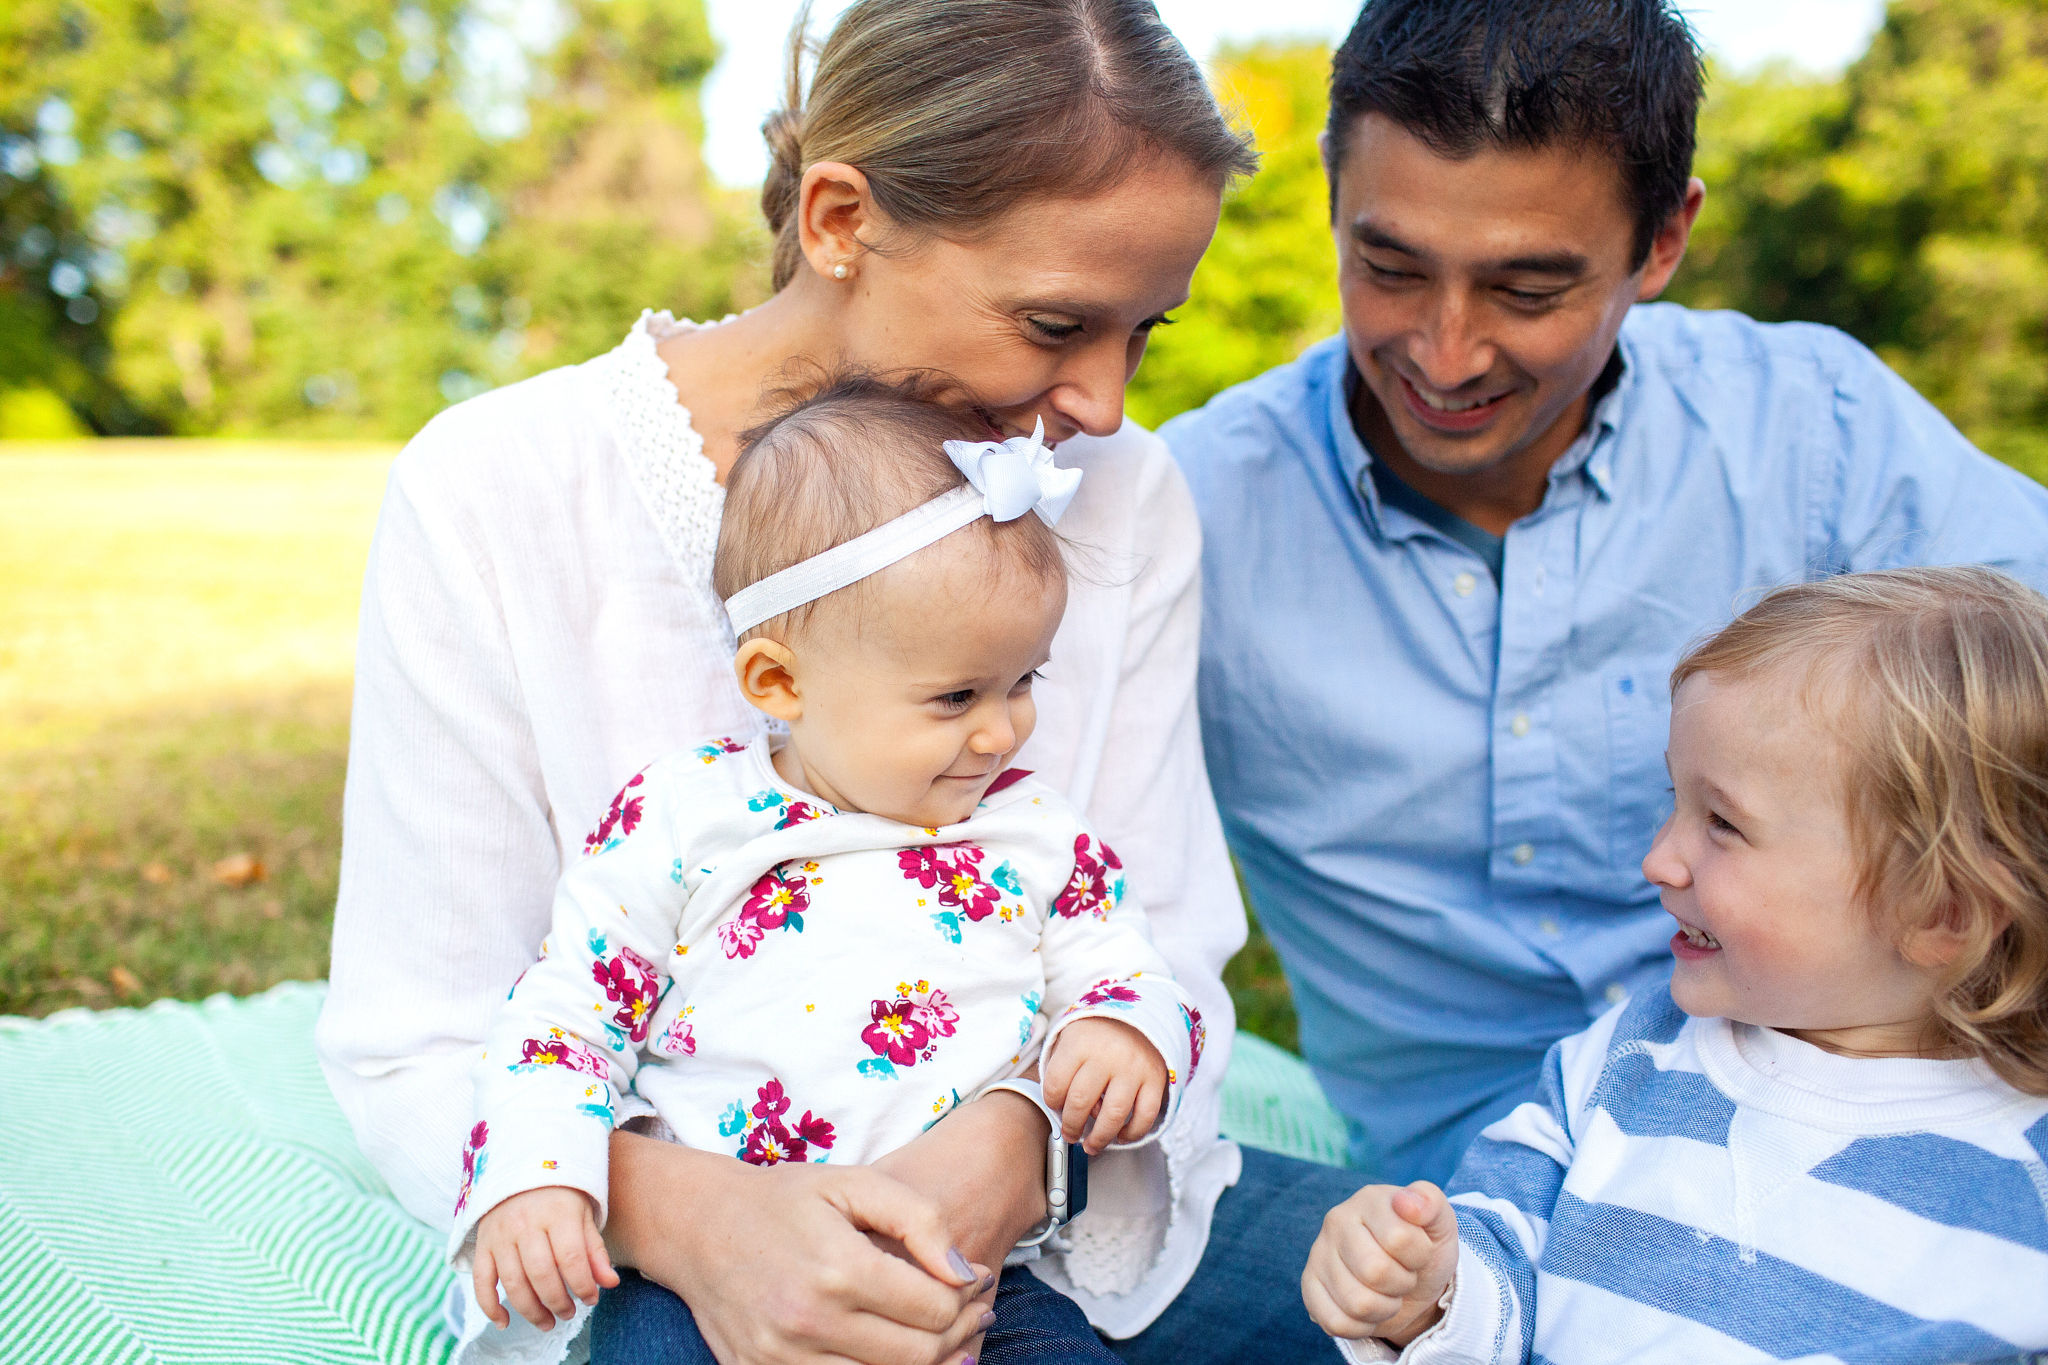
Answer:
[{"left": 1162, "top": 303, "right": 2048, "bottom": 1184}]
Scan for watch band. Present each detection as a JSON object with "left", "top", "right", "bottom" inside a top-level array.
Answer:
[{"left": 976, "top": 1078, "right": 1077, "bottom": 1249}]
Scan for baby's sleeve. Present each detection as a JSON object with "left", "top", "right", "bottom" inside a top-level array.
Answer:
[
  {"left": 1034, "top": 823, "right": 1199, "bottom": 1148},
  {"left": 446, "top": 760, "right": 697, "bottom": 1266}
]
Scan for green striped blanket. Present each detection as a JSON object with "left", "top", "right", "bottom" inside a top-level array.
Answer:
[{"left": 1, "top": 984, "right": 1348, "bottom": 1364}]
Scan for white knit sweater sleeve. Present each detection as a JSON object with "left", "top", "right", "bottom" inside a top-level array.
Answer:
[{"left": 315, "top": 416, "right": 565, "bottom": 1228}]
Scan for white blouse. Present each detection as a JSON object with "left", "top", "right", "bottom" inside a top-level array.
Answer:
[{"left": 315, "top": 310, "right": 1248, "bottom": 1335}]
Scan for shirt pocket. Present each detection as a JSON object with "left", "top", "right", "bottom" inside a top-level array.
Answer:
[{"left": 1605, "top": 661, "right": 1675, "bottom": 889}]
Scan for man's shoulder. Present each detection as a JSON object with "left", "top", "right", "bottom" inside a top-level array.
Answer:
[
  {"left": 1621, "top": 302, "right": 1896, "bottom": 399},
  {"left": 1158, "top": 334, "right": 1347, "bottom": 471}
]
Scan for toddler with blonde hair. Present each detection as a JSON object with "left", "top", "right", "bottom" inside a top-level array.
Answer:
[
  {"left": 447, "top": 374, "right": 1200, "bottom": 1365},
  {"left": 1308, "top": 567, "right": 2048, "bottom": 1364}
]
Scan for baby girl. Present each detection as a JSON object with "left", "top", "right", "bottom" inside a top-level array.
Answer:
[
  {"left": 447, "top": 374, "right": 1201, "bottom": 1363},
  {"left": 1306, "top": 567, "right": 2048, "bottom": 1363}
]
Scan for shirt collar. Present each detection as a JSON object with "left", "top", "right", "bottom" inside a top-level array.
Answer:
[{"left": 1325, "top": 335, "right": 1635, "bottom": 528}]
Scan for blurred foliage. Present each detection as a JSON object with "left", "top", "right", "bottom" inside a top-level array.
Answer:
[
  {"left": 1669, "top": 0, "right": 2048, "bottom": 482},
  {"left": 0, "top": 0, "right": 767, "bottom": 436},
  {"left": 1127, "top": 42, "right": 1340, "bottom": 431}
]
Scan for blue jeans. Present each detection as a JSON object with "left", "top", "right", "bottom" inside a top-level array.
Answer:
[
  {"left": 1108, "top": 1146, "right": 1367, "bottom": 1365},
  {"left": 590, "top": 1263, "right": 1121, "bottom": 1365}
]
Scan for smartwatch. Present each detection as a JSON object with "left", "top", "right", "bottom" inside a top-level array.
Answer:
[{"left": 978, "top": 1078, "right": 1089, "bottom": 1248}]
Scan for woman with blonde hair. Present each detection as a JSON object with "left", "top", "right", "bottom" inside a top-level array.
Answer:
[{"left": 318, "top": 2, "right": 1363, "bottom": 1363}]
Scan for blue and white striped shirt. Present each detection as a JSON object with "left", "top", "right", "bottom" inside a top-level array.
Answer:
[{"left": 1343, "top": 987, "right": 2048, "bottom": 1364}]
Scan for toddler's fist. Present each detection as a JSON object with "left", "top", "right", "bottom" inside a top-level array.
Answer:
[
  {"left": 1303, "top": 1181, "right": 1460, "bottom": 1347},
  {"left": 1042, "top": 1016, "right": 1169, "bottom": 1154}
]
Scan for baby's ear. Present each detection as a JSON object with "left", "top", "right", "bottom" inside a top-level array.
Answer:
[{"left": 734, "top": 639, "right": 804, "bottom": 722}]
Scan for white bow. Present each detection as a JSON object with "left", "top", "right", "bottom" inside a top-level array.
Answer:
[{"left": 942, "top": 418, "right": 1083, "bottom": 526}]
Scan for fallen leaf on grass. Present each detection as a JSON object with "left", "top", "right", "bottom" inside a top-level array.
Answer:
[
  {"left": 109, "top": 965, "right": 141, "bottom": 995},
  {"left": 212, "top": 853, "right": 266, "bottom": 888},
  {"left": 141, "top": 862, "right": 175, "bottom": 885}
]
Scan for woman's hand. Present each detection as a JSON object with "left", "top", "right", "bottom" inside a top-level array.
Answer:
[{"left": 605, "top": 1130, "right": 993, "bottom": 1365}]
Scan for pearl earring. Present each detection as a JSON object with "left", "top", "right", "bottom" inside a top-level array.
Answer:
[{"left": 832, "top": 262, "right": 850, "bottom": 280}]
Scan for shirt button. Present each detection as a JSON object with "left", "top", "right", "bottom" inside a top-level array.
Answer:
[
  {"left": 1510, "top": 713, "right": 1531, "bottom": 738},
  {"left": 1453, "top": 572, "right": 1477, "bottom": 597},
  {"left": 1511, "top": 843, "right": 1535, "bottom": 866},
  {"left": 1539, "top": 917, "right": 1561, "bottom": 936},
  {"left": 1605, "top": 983, "right": 1629, "bottom": 1005}
]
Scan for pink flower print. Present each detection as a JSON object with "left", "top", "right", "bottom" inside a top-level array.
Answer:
[
  {"left": 897, "top": 846, "right": 943, "bottom": 889},
  {"left": 794, "top": 1110, "right": 836, "bottom": 1151},
  {"left": 656, "top": 1014, "right": 696, "bottom": 1057},
  {"left": 742, "top": 1119, "right": 801, "bottom": 1165},
  {"left": 583, "top": 772, "right": 646, "bottom": 856},
  {"left": 694, "top": 736, "right": 748, "bottom": 763},
  {"left": 732, "top": 1080, "right": 837, "bottom": 1166},
  {"left": 752, "top": 1078, "right": 792, "bottom": 1121},
  {"left": 454, "top": 1121, "right": 488, "bottom": 1216},
  {"left": 517, "top": 1032, "right": 608, "bottom": 1076},
  {"left": 862, "top": 997, "right": 933, "bottom": 1067},
  {"left": 591, "top": 945, "right": 664, "bottom": 1043},
  {"left": 910, "top": 987, "right": 960, "bottom": 1040},
  {"left": 744, "top": 865, "right": 810, "bottom": 931},
  {"left": 1053, "top": 833, "right": 1122, "bottom": 920},
  {"left": 718, "top": 914, "right": 765, "bottom": 959},
  {"left": 1077, "top": 979, "right": 1141, "bottom": 1010},
  {"left": 774, "top": 800, "right": 830, "bottom": 831},
  {"left": 900, "top": 843, "right": 1002, "bottom": 921},
  {"left": 1184, "top": 1003, "right": 1206, "bottom": 1078}
]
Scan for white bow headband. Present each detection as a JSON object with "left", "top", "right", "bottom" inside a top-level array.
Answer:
[{"left": 723, "top": 418, "right": 1082, "bottom": 637}]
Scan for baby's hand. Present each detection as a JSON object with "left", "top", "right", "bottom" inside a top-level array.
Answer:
[
  {"left": 473, "top": 1185, "right": 620, "bottom": 1331},
  {"left": 1042, "top": 1016, "right": 1168, "bottom": 1155},
  {"left": 1303, "top": 1182, "right": 1460, "bottom": 1347}
]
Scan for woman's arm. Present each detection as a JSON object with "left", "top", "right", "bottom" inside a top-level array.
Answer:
[{"left": 317, "top": 429, "right": 1019, "bottom": 1363}]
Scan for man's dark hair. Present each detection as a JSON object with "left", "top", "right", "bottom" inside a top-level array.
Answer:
[{"left": 1325, "top": 0, "right": 1705, "bottom": 269}]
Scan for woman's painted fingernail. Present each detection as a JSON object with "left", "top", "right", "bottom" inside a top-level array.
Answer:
[
  {"left": 980, "top": 1310, "right": 997, "bottom": 1328},
  {"left": 981, "top": 1272, "right": 997, "bottom": 1292},
  {"left": 947, "top": 1247, "right": 973, "bottom": 1282}
]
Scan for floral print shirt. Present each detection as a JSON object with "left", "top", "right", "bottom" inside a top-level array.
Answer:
[{"left": 449, "top": 737, "right": 1198, "bottom": 1279}]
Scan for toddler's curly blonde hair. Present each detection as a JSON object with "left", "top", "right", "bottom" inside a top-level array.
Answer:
[{"left": 1673, "top": 566, "right": 2048, "bottom": 1094}]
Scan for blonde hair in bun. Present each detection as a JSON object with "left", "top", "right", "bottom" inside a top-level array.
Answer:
[{"left": 757, "top": 0, "right": 1256, "bottom": 292}]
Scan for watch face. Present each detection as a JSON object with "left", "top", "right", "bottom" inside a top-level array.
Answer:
[{"left": 1068, "top": 1142, "right": 1088, "bottom": 1220}]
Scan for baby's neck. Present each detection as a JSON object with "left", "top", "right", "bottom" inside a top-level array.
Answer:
[{"left": 771, "top": 742, "right": 847, "bottom": 812}]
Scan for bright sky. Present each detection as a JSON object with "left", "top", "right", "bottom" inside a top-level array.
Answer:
[{"left": 699, "top": 0, "right": 1887, "bottom": 187}]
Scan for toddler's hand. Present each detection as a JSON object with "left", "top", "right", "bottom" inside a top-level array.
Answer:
[
  {"left": 1042, "top": 1016, "right": 1168, "bottom": 1155},
  {"left": 1303, "top": 1181, "right": 1460, "bottom": 1347},
  {"left": 473, "top": 1185, "right": 620, "bottom": 1331}
]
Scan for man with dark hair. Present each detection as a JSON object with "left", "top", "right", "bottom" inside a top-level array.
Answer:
[{"left": 1163, "top": 0, "right": 2048, "bottom": 1197}]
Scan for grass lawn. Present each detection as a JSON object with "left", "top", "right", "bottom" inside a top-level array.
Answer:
[{"left": 0, "top": 440, "right": 1304, "bottom": 1044}]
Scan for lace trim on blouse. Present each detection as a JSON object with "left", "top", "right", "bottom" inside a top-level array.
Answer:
[{"left": 593, "top": 308, "right": 733, "bottom": 645}]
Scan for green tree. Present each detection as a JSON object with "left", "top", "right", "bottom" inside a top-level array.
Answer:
[
  {"left": 1125, "top": 42, "right": 1340, "bottom": 430},
  {"left": 0, "top": 0, "right": 764, "bottom": 437},
  {"left": 1670, "top": 0, "right": 2048, "bottom": 480}
]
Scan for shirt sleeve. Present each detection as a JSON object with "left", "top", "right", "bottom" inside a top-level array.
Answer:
[
  {"left": 1813, "top": 330, "right": 2048, "bottom": 589},
  {"left": 446, "top": 762, "right": 694, "bottom": 1264},
  {"left": 1063, "top": 429, "right": 1247, "bottom": 1137},
  {"left": 1034, "top": 823, "right": 1199, "bottom": 1150},
  {"left": 314, "top": 435, "right": 565, "bottom": 1231}
]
